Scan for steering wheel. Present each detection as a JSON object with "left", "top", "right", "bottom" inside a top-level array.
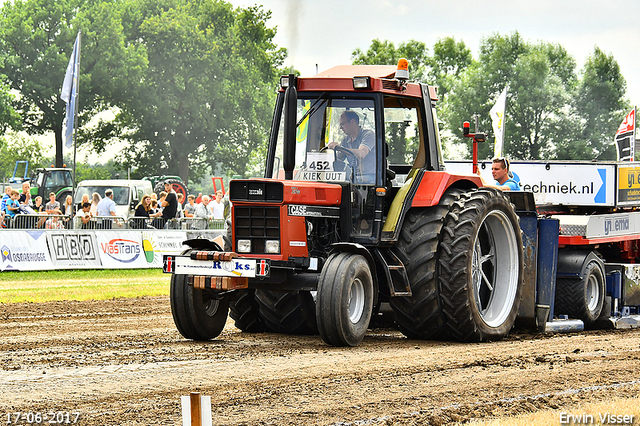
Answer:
[{"left": 321, "top": 145, "right": 359, "bottom": 170}]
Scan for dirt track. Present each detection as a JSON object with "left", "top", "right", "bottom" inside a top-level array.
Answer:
[{"left": 1, "top": 296, "right": 640, "bottom": 425}]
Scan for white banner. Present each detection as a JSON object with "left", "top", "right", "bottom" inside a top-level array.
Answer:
[
  {"left": 46, "top": 231, "right": 101, "bottom": 269},
  {"left": 0, "top": 229, "right": 222, "bottom": 271},
  {"left": 445, "top": 161, "right": 615, "bottom": 207},
  {"left": 1, "top": 231, "right": 54, "bottom": 271},
  {"left": 141, "top": 231, "right": 189, "bottom": 267},
  {"left": 96, "top": 231, "right": 148, "bottom": 269}
]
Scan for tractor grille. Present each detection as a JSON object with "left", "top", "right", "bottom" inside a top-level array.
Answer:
[{"left": 234, "top": 206, "right": 280, "bottom": 254}]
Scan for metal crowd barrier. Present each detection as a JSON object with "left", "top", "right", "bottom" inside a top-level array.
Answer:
[{"left": 2, "top": 214, "right": 226, "bottom": 230}]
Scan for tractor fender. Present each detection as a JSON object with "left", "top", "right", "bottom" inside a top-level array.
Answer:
[
  {"left": 411, "top": 171, "right": 479, "bottom": 208},
  {"left": 328, "top": 242, "right": 379, "bottom": 293},
  {"left": 557, "top": 248, "right": 604, "bottom": 280}
]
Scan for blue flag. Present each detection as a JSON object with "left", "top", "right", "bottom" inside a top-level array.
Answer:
[{"left": 61, "top": 32, "right": 80, "bottom": 149}]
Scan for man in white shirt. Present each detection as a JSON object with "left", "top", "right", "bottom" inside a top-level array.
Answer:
[
  {"left": 96, "top": 189, "right": 117, "bottom": 228},
  {"left": 211, "top": 190, "right": 225, "bottom": 220}
]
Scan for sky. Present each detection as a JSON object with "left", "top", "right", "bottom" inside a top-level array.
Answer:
[{"left": 232, "top": 0, "right": 640, "bottom": 105}]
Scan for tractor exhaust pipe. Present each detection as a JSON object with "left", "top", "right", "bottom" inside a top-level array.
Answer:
[{"left": 283, "top": 74, "right": 297, "bottom": 180}]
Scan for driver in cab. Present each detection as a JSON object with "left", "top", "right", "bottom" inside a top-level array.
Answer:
[{"left": 327, "top": 111, "right": 375, "bottom": 184}]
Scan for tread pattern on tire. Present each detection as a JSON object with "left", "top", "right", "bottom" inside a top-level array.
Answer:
[
  {"left": 438, "top": 188, "right": 523, "bottom": 342},
  {"left": 229, "top": 289, "right": 266, "bottom": 333},
  {"left": 255, "top": 290, "right": 318, "bottom": 335},
  {"left": 554, "top": 257, "right": 604, "bottom": 326},
  {"left": 389, "top": 189, "right": 462, "bottom": 340}
]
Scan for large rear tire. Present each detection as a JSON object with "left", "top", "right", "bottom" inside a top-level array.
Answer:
[
  {"left": 439, "top": 188, "right": 523, "bottom": 342},
  {"left": 389, "top": 189, "right": 461, "bottom": 340},
  {"left": 316, "top": 252, "right": 374, "bottom": 347},
  {"left": 229, "top": 289, "right": 266, "bottom": 332},
  {"left": 255, "top": 290, "right": 318, "bottom": 335},
  {"left": 170, "top": 272, "right": 229, "bottom": 340},
  {"left": 555, "top": 255, "right": 605, "bottom": 327}
]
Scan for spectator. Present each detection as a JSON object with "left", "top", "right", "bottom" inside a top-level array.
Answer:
[
  {"left": 176, "top": 193, "right": 185, "bottom": 218},
  {"left": 194, "top": 194, "right": 214, "bottom": 229},
  {"left": 211, "top": 190, "right": 225, "bottom": 220},
  {"left": 45, "top": 192, "right": 62, "bottom": 215},
  {"left": 33, "top": 196, "right": 44, "bottom": 213},
  {"left": 74, "top": 202, "right": 93, "bottom": 229},
  {"left": 96, "top": 188, "right": 117, "bottom": 228},
  {"left": 19, "top": 182, "right": 32, "bottom": 209},
  {"left": 184, "top": 195, "right": 196, "bottom": 218},
  {"left": 63, "top": 195, "right": 74, "bottom": 228},
  {"left": 161, "top": 181, "right": 178, "bottom": 225},
  {"left": 195, "top": 192, "right": 203, "bottom": 204},
  {"left": 4, "top": 189, "right": 21, "bottom": 224},
  {"left": 1, "top": 186, "right": 12, "bottom": 213},
  {"left": 90, "top": 192, "right": 101, "bottom": 215},
  {"left": 149, "top": 199, "right": 164, "bottom": 228},
  {"left": 78, "top": 193, "right": 90, "bottom": 211},
  {"left": 132, "top": 194, "right": 153, "bottom": 229}
]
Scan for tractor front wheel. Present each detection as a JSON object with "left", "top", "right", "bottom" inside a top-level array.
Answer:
[
  {"left": 316, "top": 252, "right": 373, "bottom": 347},
  {"left": 170, "top": 271, "right": 229, "bottom": 340}
]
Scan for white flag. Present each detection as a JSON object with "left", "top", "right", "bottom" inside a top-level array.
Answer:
[
  {"left": 61, "top": 32, "right": 80, "bottom": 149},
  {"left": 490, "top": 88, "right": 507, "bottom": 158}
]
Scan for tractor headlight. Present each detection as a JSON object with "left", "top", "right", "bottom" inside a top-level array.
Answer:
[
  {"left": 265, "top": 240, "right": 280, "bottom": 254},
  {"left": 237, "top": 239, "right": 251, "bottom": 253}
]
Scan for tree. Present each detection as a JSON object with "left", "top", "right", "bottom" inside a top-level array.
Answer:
[
  {"left": 115, "top": 0, "right": 285, "bottom": 184},
  {"left": 0, "top": 0, "right": 145, "bottom": 167},
  {"left": 442, "top": 32, "right": 578, "bottom": 161},
  {"left": 555, "top": 47, "right": 630, "bottom": 160},
  {"left": 428, "top": 37, "right": 473, "bottom": 98},
  {"left": 351, "top": 39, "right": 430, "bottom": 83},
  {"left": 0, "top": 135, "right": 45, "bottom": 182}
]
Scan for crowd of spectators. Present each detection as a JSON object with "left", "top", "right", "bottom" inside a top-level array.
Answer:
[{"left": 1, "top": 180, "right": 228, "bottom": 230}]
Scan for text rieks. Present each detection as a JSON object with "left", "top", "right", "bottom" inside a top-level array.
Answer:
[{"left": 173, "top": 257, "right": 257, "bottom": 278}]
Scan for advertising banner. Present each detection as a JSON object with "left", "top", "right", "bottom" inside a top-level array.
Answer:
[
  {"left": 1, "top": 231, "right": 54, "bottom": 271},
  {"left": 140, "top": 231, "right": 189, "bottom": 267},
  {"left": 46, "top": 231, "right": 101, "bottom": 269},
  {"left": 445, "top": 161, "right": 616, "bottom": 207},
  {"left": 617, "top": 165, "right": 640, "bottom": 205},
  {"left": 96, "top": 231, "right": 148, "bottom": 269}
]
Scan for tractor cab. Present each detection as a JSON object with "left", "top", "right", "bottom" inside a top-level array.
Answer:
[
  {"left": 266, "top": 61, "right": 445, "bottom": 244},
  {"left": 30, "top": 167, "right": 74, "bottom": 203}
]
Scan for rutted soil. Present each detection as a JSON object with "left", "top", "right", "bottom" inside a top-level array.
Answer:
[{"left": 1, "top": 297, "right": 639, "bottom": 425}]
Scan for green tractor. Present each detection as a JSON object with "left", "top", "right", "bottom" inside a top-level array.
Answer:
[{"left": 10, "top": 161, "right": 74, "bottom": 204}]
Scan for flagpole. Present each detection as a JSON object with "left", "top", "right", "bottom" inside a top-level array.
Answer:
[{"left": 72, "top": 31, "right": 81, "bottom": 199}]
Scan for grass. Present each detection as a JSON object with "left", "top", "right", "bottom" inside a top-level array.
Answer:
[{"left": 0, "top": 269, "right": 171, "bottom": 303}]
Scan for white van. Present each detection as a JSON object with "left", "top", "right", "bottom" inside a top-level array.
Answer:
[{"left": 74, "top": 179, "right": 154, "bottom": 220}]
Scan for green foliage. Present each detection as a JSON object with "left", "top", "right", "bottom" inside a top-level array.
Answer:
[
  {"left": 115, "top": 0, "right": 284, "bottom": 184},
  {"left": 352, "top": 39, "right": 430, "bottom": 83},
  {"left": 555, "top": 46, "right": 630, "bottom": 160},
  {"left": 0, "top": 134, "right": 45, "bottom": 182}
]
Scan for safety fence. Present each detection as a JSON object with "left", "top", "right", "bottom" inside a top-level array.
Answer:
[
  {"left": 0, "top": 228, "right": 225, "bottom": 271},
  {"left": 1, "top": 214, "right": 225, "bottom": 231}
]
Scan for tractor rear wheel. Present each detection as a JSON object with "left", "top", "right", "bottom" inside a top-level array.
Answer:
[
  {"left": 255, "top": 290, "right": 318, "bottom": 335},
  {"left": 170, "top": 271, "right": 229, "bottom": 340},
  {"left": 438, "top": 188, "right": 523, "bottom": 342},
  {"left": 316, "top": 252, "right": 374, "bottom": 347},
  {"left": 389, "top": 189, "right": 461, "bottom": 340},
  {"left": 555, "top": 254, "right": 605, "bottom": 327},
  {"left": 229, "top": 289, "right": 266, "bottom": 332}
]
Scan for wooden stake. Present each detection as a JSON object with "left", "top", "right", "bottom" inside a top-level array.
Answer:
[{"left": 190, "top": 392, "right": 201, "bottom": 426}]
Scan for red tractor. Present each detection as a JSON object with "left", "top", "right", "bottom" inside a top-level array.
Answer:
[{"left": 164, "top": 60, "right": 525, "bottom": 346}]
